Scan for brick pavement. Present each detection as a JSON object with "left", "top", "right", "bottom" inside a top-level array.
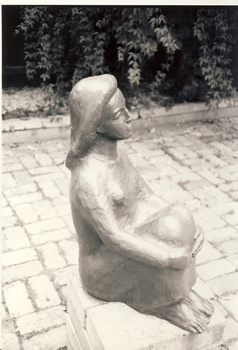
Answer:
[{"left": 2, "top": 116, "right": 238, "bottom": 350}]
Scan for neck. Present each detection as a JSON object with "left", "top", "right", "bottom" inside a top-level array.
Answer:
[{"left": 90, "top": 137, "right": 118, "bottom": 161}]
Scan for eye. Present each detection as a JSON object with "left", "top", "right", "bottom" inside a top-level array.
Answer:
[{"left": 112, "top": 109, "right": 125, "bottom": 120}]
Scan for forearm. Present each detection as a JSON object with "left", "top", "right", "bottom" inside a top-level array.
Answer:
[{"left": 101, "top": 228, "right": 169, "bottom": 268}]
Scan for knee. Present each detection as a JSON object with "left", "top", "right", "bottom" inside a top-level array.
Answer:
[{"left": 169, "top": 204, "right": 194, "bottom": 225}]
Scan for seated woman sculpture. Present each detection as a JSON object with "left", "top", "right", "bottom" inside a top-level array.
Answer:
[{"left": 66, "top": 74, "right": 214, "bottom": 333}]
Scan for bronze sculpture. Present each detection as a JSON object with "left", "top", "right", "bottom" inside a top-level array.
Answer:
[{"left": 66, "top": 74, "right": 214, "bottom": 333}]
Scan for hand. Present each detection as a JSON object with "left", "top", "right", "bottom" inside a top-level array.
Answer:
[
  {"left": 167, "top": 246, "right": 193, "bottom": 270},
  {"left": 192, "top": 225, "right": 204, "bottom": 258}
]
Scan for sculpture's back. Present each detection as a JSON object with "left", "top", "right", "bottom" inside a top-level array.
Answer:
[{"left": 66, "top": 74, "right": 214, "bottom": 334}]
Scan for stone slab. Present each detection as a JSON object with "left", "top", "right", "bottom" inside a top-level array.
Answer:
[
  {"left": 67, "top": 295, "right": 94, "bottom": 350},
  {"left": 2, "top": 104, "right": 238, "bottom": 144},
  {"left": 67, "top": 273, "right": 225, "bottom": 350},
  {"left": 67, "top": 267, "right": 105, "bottom": 327},
  {"left": 86, "top": 302, "right": 225, "bottom": 350},
  {"left": 66, "top": 314, "right": 82, "bottom": 350}
]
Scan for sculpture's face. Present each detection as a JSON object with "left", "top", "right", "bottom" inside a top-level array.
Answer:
[{"left": 98, "top": 89, "right": 132, "bottom": 140}]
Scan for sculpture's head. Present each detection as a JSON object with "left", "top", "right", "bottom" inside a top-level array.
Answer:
[{"left": 66, "top": 74, "right": 132, "bottom": 169}]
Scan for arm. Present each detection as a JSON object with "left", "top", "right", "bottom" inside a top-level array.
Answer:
[{"left": 76, "top": 180, "right": 191, "bottom": 270}]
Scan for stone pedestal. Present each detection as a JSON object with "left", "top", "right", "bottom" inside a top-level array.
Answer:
[{"left": 66, "top": 268, "right": 226, "bottom": 350}]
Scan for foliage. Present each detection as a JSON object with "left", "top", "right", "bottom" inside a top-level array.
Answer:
[
  {"left": 194, "top": 8, "right": 238, "bottom": 106},
  {"left": 16, "top": 6, "right": 238, "bottom": 107}
]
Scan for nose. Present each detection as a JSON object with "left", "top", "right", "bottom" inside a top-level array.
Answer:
[{"left": 125, "top": 108, "right": 132, "bottom": 123}]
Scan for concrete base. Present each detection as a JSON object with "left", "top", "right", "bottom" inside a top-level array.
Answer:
[{"left": 67, "top": 267, "right": 226, "bottom": 350}]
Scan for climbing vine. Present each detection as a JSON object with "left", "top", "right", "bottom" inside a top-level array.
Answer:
[{"left": 16, "top": 6, "right": 238, "bottom": 105}]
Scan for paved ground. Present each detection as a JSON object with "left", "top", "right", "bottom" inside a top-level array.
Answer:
[{"left": 2, "top": 116, "right": 238, "bottom": 350}]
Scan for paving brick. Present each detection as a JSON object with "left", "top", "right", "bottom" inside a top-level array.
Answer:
[
  {"left": 170, "top": 171, "right": 203, "bottom": 185},
  {"left": 2, "top": 149, "right": 14, "bottom": 158},
  {"left": 2, "top": 261, "right": 43, "bottom": 283},
  {"left": 58, "top": 239, "right": 78, "bottom": 265},
  {"left": 34, "top": 153, "right": 53, "bottom": 166},
  {"left": 37, "top": 242, "right": 66, "bottom": 269},
  {"left": 2, "top": 318, "right": 21, "bottom": 350},
  {"left": 197, "top": 258, "right": 235, "bottom": 281},
  {"left": 210, "top": 141, "right": 233, "bottom": 153},
  {"left": 176, "top": 146, "right": 198, "bottom": 158},
  {"left": 129, "top": 141, "right": 150, "bottom": 153},
  {"left": 25, "top": 217, "right": 66, "bottom": 235},
  {"left": 2, "top": 215, "right": 19, "bottom": 228},
  {"left": 223, "top": 140, "right": 238, "bottom": 151},
  {"left": 167, "top": 160, "right": 192, "bottom": 174},
  {"left": 3, "top": 183, "right": 38, "bottom": 197},
  {"left": 29, "top": 228, "right": 71, "bottom": 245},
  {"left": 8, "top": 192, "right": 43, "bottom": 206},
  {"left": 59, "top": 163, "right": 69, "bottom": 175},
  {"left": 175, "top": 135, "right": 193, "bottom": 146},
  {"left": 198, "top": 169, "right": 224, "bottom": 185},
  {"left": 28, "top": 166, "right": 61, "bottom": 175},
  {"left": 3, "top": 226, "right": 30, "bottom": 251},
  {"left": 223, "top": 164, "right": 238, "bottom": 173},
  {"left": 230, "top": 191, "right": 238, "bottom": 201},
  {"left": 19, "top": 155, "right": 39, "bottom": 168},
  {"left": 144, "top": 149, "right": 165, "bottom": 159},
  {"left": 182, "top": 157, "right": 212, "bottom": 170},
  {"left": 193, "top": 213, "right": 214, "bottom": 232},
  {"left": 196, "top": 240, "right": 223, "bottom": 266},
  {"left": 203, "top": 185, "right": 231, "bottom": 203},
  {"left": 192, "top": 276, "right": 215, "bottom": 300},
  {"left": 16, "top": 306, "right": 66, "bottom": 335},
  {"left": 220, "top": 154, "right": 237, "bottom": 165},
  {"left": 227, "top": 253, "right": 238, "bottom": 268},
  {"left": 12, "top": 170, "right": 33, "bottom": 185},
  {"left": 55, "top": 178, "right": 70, "bottom": 195},
  {"left": 204, "top": 154, "right": 229, "bottom": 167},
  {"left": 128, "top": 153, "right": 150, "bottom": 168},
  {"left": 63, "top": 215, "right": 76, "bottom": 233},
  {"left": 219, "top": 181, "right": 238, "bottom": 193},
  {"left": 2, "top": 173, "right": 17, "bottom": 188},
  {"left": 2, "top": 162, "right": 23, "bottom": 172},
  {"left": 33, "top": 171, "right": 66, "bottom": 183},
  {"left": 162, "top": 189, "right": 193, "bottom": 203},
  {"left": 183, "top": 179, "right": 211, "bottom": 191},
  {"left": 149, "top": 154, "right": 172, "bottom": 166},
  {"left": 205, "top": 227, "right": 237, "bottom": 244},
  {"left": 14, "top": 203, "right": 39, "bottom": 224},
  {"left": 190, "top": 188, "right": 222, "bottom": 208},
  {"left": 22, "top": 326, "right": 66, "bottom": 350},
  {"left": 228, "top": 340, "right": 238, "bottom": 350},
  {"left": 28, "top": 275, "right": 61, "bottom": 308},
  {"left": 2, "top": 248, "right": 38, "bottom": 267},
  {"left": 219, "top": 294, "right": 238, "bottom": 322},
  {"left": 195, "top": 207, "right": 227, "bottom": 229},
  {"left": 183, "top": 198, "right": 202, "bottom": 210},
  {"left": 38, "top": 181, "right": 61, "bottom": 198},
  {"left": 154, "top": 162, "right": 178, "bottom": 177},
  {"left": 2, "top": 194, "right": 8, "bottom": 207},
  {"left": 210, "top": 201, "right": 238, "bottom": 216},
  {"left": 32, "top": 199, "right": 58, "bottom": 220},
  {"left": 3, "top": 281, "right": 34, "bottom": 317},
  {"left": 206, "top": 272, "right": 238, "bottom": 297},
  {"left": 2, "top": 156, "right": 18, "bottom": 165},
  {"left": 2, "top": 206, "right": 14, "bottom": 217},
  {"left": 216, "top": 169, "right": 237, "bottom": 182},
  {"left": 216, "top": 239, "right": 238, "bottom": 256},
  {"left": 167, "top": 147, "right": 186, "bottom": 160}
]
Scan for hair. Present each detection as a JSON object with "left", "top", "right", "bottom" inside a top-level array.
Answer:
[{"left": 66, "top": 74, "right": 117, "bottom": 170}]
